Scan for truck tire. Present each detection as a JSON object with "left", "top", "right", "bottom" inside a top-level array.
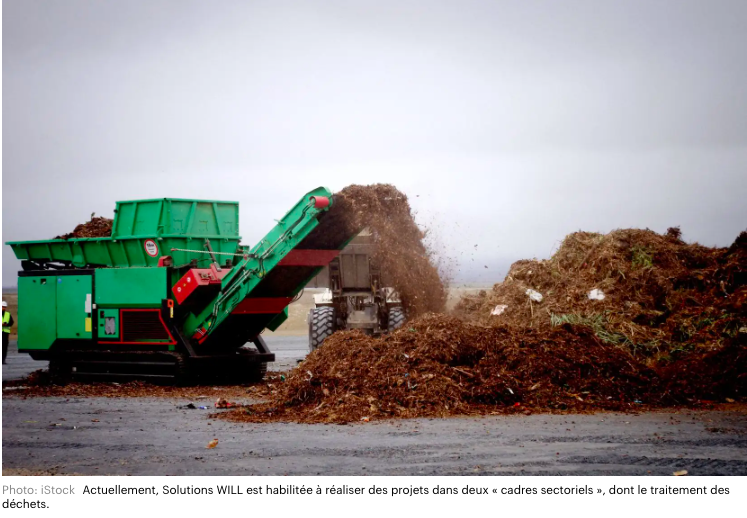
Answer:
[
  {"left": 388, "top": 307, "right": 406, "bottom": 332},
  {"left": 309, "top": 307, "right": 335, "bottom": 352}
]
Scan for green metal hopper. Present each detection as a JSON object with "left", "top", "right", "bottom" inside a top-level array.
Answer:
[{"left": 7, "top": 198, "right": 242, "bottom": 269}]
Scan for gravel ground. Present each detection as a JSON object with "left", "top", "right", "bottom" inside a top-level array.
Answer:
[{"left": 3, "top": 340, "right": 747, "bottom": 476}]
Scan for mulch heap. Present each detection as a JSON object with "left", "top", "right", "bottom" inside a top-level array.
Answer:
[
  {"left": 455, "top": 228, "right": 746, "bottom": 364},
  {"left": 55, "top": 216, "right": 113, "bottom": 239},
  {"left": 223, "top": 314, "right": 661, "bottom": 424},
  {"left": 219, "top": 227, "right": 746, "bottom": 424},
  {"left": 325, "top": 184, "right": 447, "bottom": 316}
]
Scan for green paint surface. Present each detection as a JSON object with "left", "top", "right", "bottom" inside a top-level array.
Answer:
[
  {"left": 17, "top": 276, "right": 57, "bottom": 351},
  {"left": 56, "top": 275, "right": 92, "bottom": 339},
  {"left": 7, "top": 198, "right": 242, "bottom": 268},
  {"left": 95, "top": 268, "right": 166, "bottom": 308}
]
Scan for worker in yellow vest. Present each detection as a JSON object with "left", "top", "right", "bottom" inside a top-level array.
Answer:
[{"left": 2, "top": 301, "right": 14, "bottom": 364}]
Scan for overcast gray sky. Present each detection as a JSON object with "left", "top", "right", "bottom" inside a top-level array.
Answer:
[{"left": 3, "top": 0, "right": 746, "bottom": 286}]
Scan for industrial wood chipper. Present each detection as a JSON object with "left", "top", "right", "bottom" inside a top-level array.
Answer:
[{"left": 6, "top": 187, "right": 359, "bottom": 383}]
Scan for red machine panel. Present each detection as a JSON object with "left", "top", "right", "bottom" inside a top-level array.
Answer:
[{"left": 172, "top": 266, "right": 228, "bottom": 305}]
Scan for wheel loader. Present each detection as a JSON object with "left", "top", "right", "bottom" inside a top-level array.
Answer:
[{"left": 307, "top": 229, "right": 405, "bottom": 351}]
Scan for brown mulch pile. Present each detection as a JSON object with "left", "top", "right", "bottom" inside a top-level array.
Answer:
[
  {"left": 325, "top": 184, "right": 447, "bottom": 316},
  {"left": 222, "top": 314, "right": 660, "bottom": 424},
  {"left": 454, "top": 228, "right": 746, "bottom": 365},
  {"left": 55, "top": 216, "right": 113, "bottom": 239},
  {"left": 218, "top": 227, "right": 746, "bottom": 424}
]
